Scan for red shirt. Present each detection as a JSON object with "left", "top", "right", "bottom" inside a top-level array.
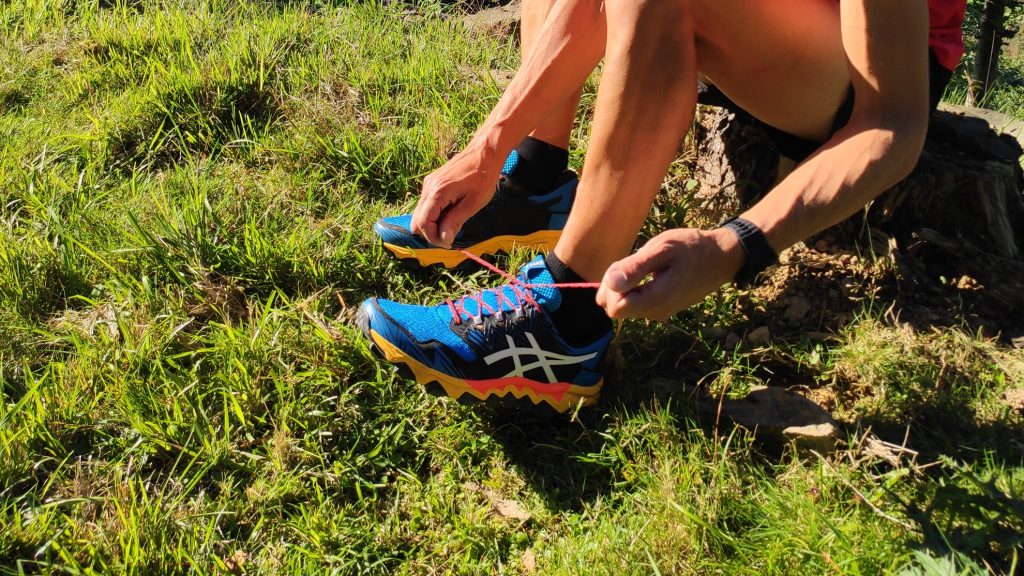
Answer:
[{"left": 929, "top": 0, "right": 967, "bottom": 70}]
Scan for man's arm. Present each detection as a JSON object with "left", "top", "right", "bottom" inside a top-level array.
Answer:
[
  {"left": 741, "top": 0, "right": 930, "bottom": 252},
  {"left": 410, "top": 0, "right": 605, "bottom": 247},
  {"left": 599, "top": 0, "right": 932, "bottom": 320}
]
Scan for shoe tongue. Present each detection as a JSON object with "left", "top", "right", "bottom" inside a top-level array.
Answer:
[
  {"left": 451, "top": 256, "right": 562, "bottom": 321},
  {"left": 517, "top": 255, "right": 562, "bottom": 311}
]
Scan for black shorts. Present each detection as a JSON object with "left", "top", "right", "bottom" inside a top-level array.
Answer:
[{"left": 696, "top": 49, "right": 954, "bottom": 162}]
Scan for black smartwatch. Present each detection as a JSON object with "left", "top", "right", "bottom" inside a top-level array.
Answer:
[{"left": 716, "top": 216, "right": 779, "bottom": 287}]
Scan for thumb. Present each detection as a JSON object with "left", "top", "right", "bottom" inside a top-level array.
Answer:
[{"left": 603, "top": 244, "right": 672, "bottom": 294}]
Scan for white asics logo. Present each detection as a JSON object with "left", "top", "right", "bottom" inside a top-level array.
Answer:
[{"left": 483, "top": 332, "right": 596, "bottom": 384}]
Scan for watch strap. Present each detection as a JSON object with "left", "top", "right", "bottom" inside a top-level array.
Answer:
[{"left": 716, "top": 216, "right": 779, "bottom": 286}]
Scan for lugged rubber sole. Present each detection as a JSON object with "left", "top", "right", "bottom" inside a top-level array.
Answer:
[
  {"left": 367, "top": 329, "right": 601, "bottom": 413},
  {"left": 382, "top": 230, "right": 562, "bottom": 269}
]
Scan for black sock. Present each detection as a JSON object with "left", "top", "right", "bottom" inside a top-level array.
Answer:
[
  {"left": 544, "top": 252, "right": 612, "bottom": 346},
  {"left": 506, "top": 137, "right": 569, "bottom": 192}
]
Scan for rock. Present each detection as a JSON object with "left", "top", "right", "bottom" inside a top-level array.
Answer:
[
  {"left": 782, "top": 423, "right": 838, "bottom": 452},
  {"left": 223, "top": 551, "right": 247, "bottom": 575},
  {"left": 939, "top": 102, "right": 1024, "bottom": 149},
  {"left": 783, "top": 296, "right": 812, "bottom": 323},
  {"left": 704, "top": 325, "right": 727, "bottom": 339},
  {"left": 718, "top": 386, "right": 839, "bottom": 453},
  {"left": 463, "top": 1, "right": 521, "bottom": 38},
  {"left": 747, "top": 326, "right": 771, "bottom": 345},
  {"left": 725, "top": 331, "right": 742, "bottom": 349},
  {"left": 521, "top": 549, "right": 537, "bottom": 573},
  {"left": 649, "top": 376, "right": 679, "bottom": 396}
]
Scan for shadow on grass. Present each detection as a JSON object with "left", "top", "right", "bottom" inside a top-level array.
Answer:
[{"left": 901, "top": 457, "right": 1024, "bottom": 573}]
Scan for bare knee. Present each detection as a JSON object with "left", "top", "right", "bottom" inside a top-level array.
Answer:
[{"left": 605, "top": 0, "right": 693, "bottom": 56}]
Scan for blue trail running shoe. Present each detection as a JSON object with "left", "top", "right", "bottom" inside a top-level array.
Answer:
[
  {"left": 373, "top": 152, "right": 578, "bottom": 269},
  {"left": 357, "top": 255, "right": 612, "bottom": 412}
]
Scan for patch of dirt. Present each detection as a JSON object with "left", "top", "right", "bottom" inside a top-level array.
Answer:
[
  {"left": 1003, "top": 389, "right": 1024, "bottom": 415},
  {"left": 463, "top": 481, "right": 531, "bottom": 523},
  {"left": 188, "top": 276, "right": 249, "bottom": 322},
  {"left": 715, "top": 228, "right": 1024, "bottom": 346},
  {"left": 735, "top": 234, "right": 892, "bottom": 339}
]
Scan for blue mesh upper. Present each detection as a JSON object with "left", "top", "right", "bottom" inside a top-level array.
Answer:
[
  {"left": 383, "top": 213, "right": 413, "bottom": 232},
  {"left": 501, "top": 149, "right": 520, "bottom": 175},
  {"left": 366, "top": 256, "right": 563, "bottom": 362}
]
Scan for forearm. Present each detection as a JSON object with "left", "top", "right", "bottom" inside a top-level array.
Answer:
[
  {"left": 466, "top": 0, "right": 605, "bottom": 167},
  {"left": 741, "top": 119, "right": 926, "bottom": 253}
]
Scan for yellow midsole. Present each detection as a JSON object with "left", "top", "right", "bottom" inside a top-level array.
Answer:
[
  {"left": 382, "top": 230, "right": 562, "bottom": 268},
  {"left": 368, "top": 329, "right": 601, "bottom": 413}
]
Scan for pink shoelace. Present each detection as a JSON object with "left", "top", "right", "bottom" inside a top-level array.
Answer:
[{"left": 446, "top": 250, "right": 600, "bottom": 326}]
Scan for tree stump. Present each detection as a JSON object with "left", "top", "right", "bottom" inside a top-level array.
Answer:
[
  {"left": 690, "top": 105, "right": 782, "bottom": 227},
  {"left": 690, "top": 103, "right": 1024, "bottom": 261}
]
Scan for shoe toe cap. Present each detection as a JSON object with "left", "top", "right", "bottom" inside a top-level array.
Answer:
[
  {"left": 373, "top": 214, "right": 426, "bottom": 247},
  {"left": 361, "top": 298, "right": 476, "bottom": 362}
]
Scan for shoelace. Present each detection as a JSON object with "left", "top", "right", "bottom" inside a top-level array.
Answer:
[{"left": 447, "top": 250, "right": 601, "bottom": 326}]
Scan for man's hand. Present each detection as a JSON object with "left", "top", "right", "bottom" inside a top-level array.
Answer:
[
  {"left": 410, "top": 148, "right": 501, "bottom": 248},
  {"left": 597, "top": 228, "right": 744, "bottom": 321}
]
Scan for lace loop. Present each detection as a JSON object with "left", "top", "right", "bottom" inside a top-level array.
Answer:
[{"left": 445, "top": 250, "right": 601, "bottom": 326}]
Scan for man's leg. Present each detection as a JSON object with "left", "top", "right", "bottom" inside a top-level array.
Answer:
[
  {"left": 360, "top": 0, "right": 857, "bottom": 412},
  {"left": 504, "top": 0, "right": 584, "bottom": 190},
  {"left": 520, "top": 0, "right": 582, "bottom": 151},
  {"left": 373, "top": 0, "right": 592, "bottom": 269},
  {"left": 553, "top": 0, "right": 851, "bottom": 282}
]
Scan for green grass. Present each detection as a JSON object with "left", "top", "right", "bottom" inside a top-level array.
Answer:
[
  {"left": 1, "top": 1, "right": 1023, "bottom": 574},
  {"left": 944, "top": 7, "right": 1024, "bottom": 119}
]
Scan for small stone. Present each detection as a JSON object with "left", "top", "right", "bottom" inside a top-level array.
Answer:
[
  {"left": 522, "top": 549, "right": 537, "bottom": 573},
  {"left": 783, "top": 296, "right": 812, "bottom": 322},
  {"left": 650, "top": 377, "right": 678, "bottom": 394},
  {"left": 725, "top": 331, "right": 742, "bottom": 349},
  {"left": 783, "top": 423, "right": 838, "bottom": 453},
  {"left": 224, "top": 551, "right": 247, "bottom": 574},
  {"left": 747, "top": 326, "right": 771, "bottom": 345},
  {"left": 718, "top": 386, "right": 839, "bottom": 453},
  {"left": 705, "top": 325, "right": 727, "bottom": 339}
]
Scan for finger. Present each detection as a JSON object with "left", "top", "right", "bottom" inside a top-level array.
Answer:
[
  {"left": 602, "top": 242, "right": 674, "bottom": 294},
  {"left": 604, "top": 275, "right": 673, "bottom": 320},
  {"left": 411, "top": 193, "right": 446, "bottom": 247},
  {"left": 436, "top": 195, "right": 484, "bottom": 248}
]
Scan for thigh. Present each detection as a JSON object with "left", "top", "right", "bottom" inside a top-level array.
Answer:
[{"left": 691, "top": 0, "right": 850, "bottom": 142}]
